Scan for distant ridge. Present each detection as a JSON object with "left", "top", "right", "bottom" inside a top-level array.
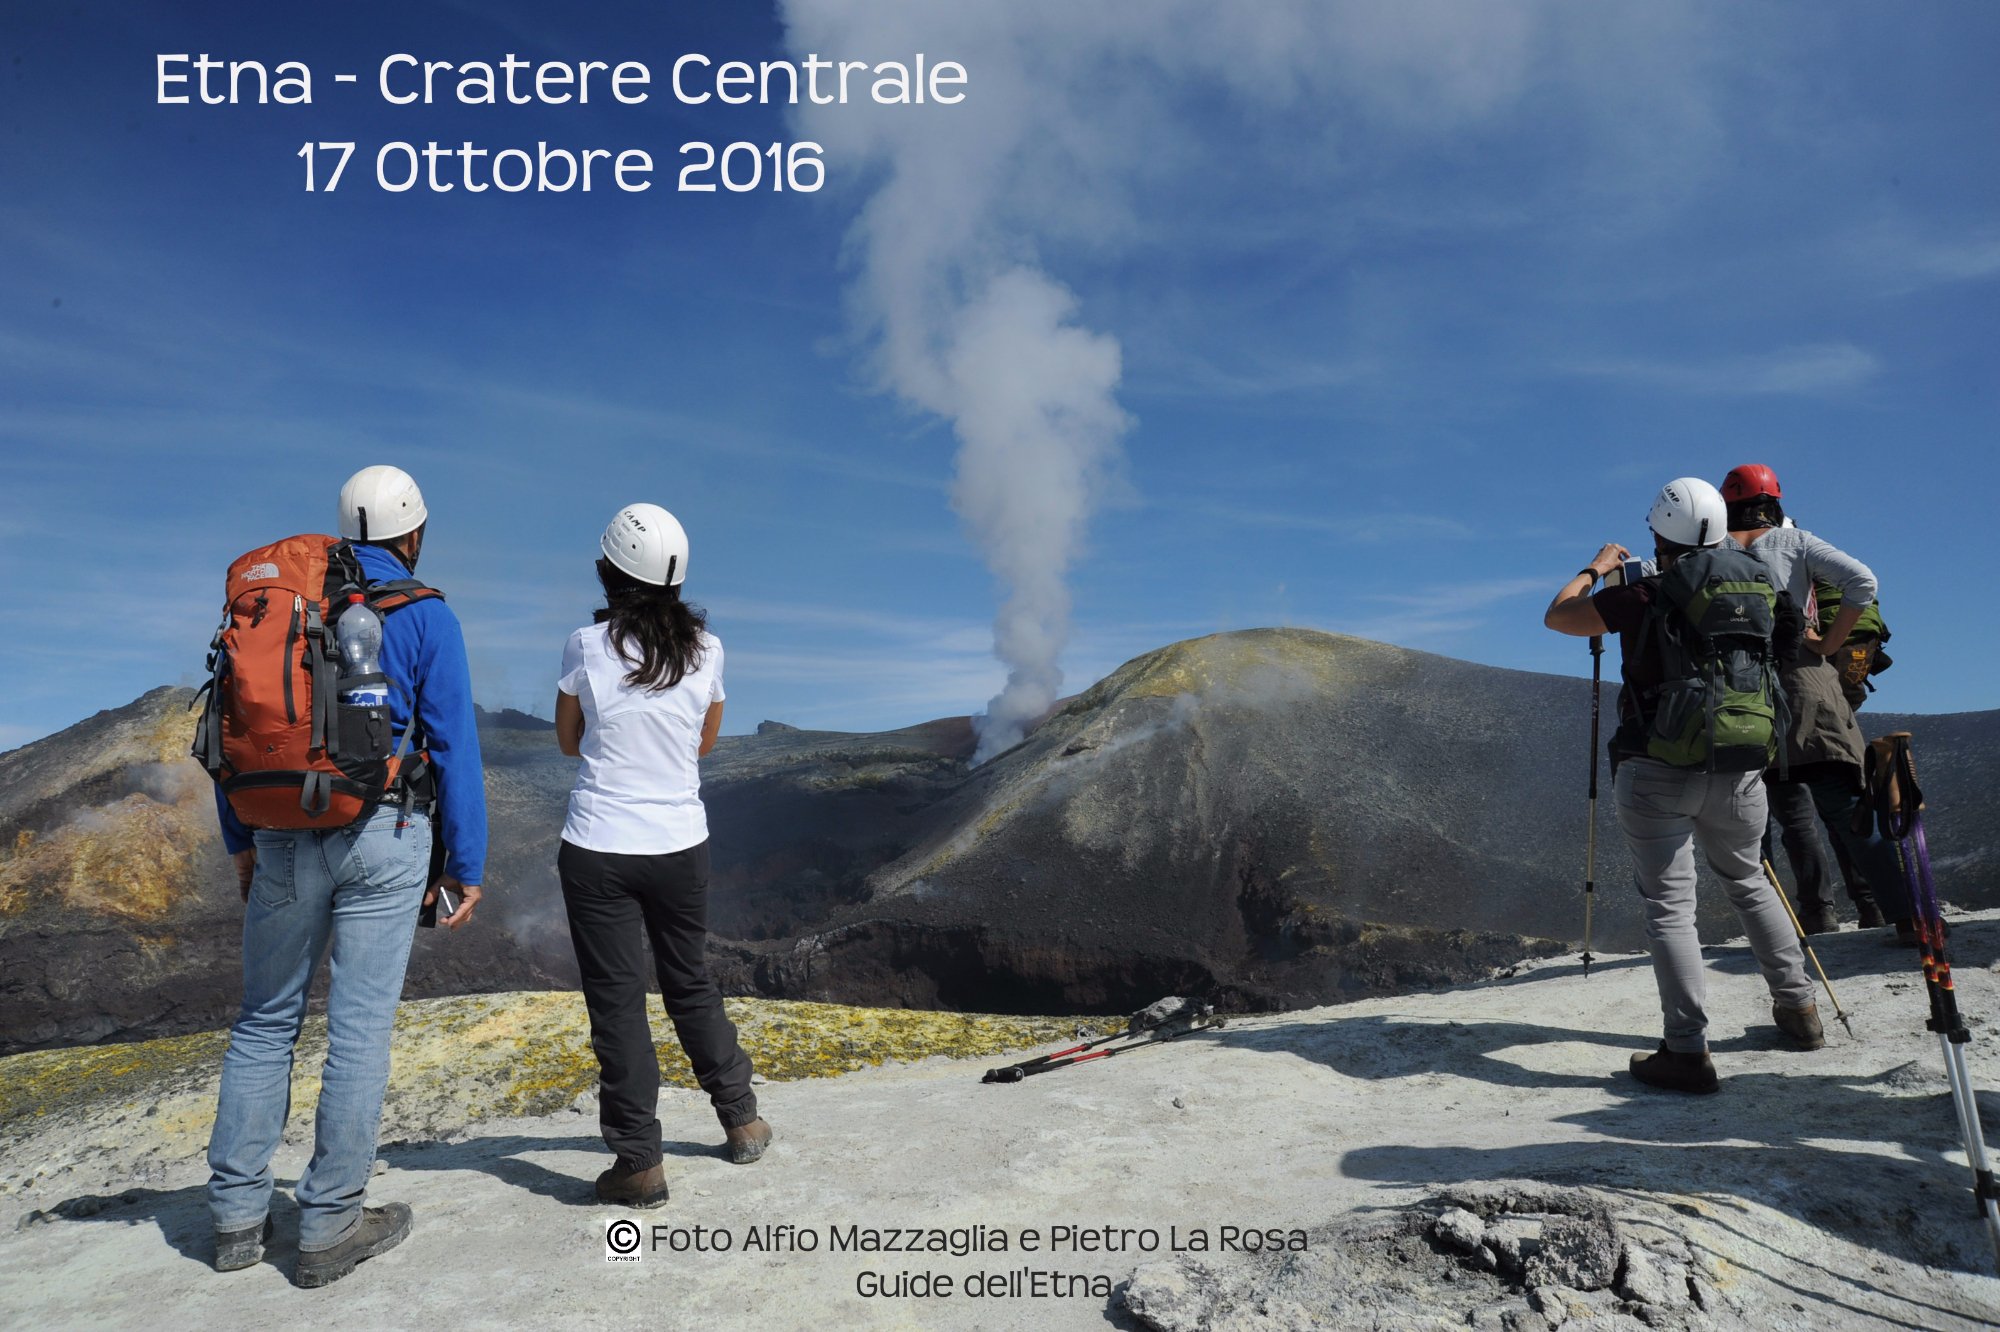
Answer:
[{"left": 3, "top": 629, "right": 1994, "bottom": 1051}]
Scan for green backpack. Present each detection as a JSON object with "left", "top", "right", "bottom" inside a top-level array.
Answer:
[
  {"left": 1814, "top": 580, "right": 1892, "bottom": 707},
  {"left": 1636, "top": 545, "right": 1788, "bottom": 773}
]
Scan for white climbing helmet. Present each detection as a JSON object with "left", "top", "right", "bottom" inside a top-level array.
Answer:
[
  {"left": 337, "top": 465, "right": 428, "bottom": 542},
  {"left": 600, "top": 503, "right": 689, "bottom": 586},
  {"left": 1647, "top": 477, "right": 1727, "bottom": 549}
]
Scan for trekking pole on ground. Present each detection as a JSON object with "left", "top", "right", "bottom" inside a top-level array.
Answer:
[
  {"left": 1760, "top": 859, "right": 1855, "bottom": 1039},
  {"left": 1874, "top": 734, "right": 2000, "bottom": 1266},
  {"left": 982, "top": 998, "right": 1225, "bottom": 1084},
  {"left": 1581, "top": 635, "right": 1603, "bottom": 977},
  {"left": 980, "top": 1028, "right": 1133, "bottom": 1081}
]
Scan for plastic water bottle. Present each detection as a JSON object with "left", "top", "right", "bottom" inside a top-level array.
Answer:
[{"left": 335, "top": 595, "right": 389, "bottom": 707}]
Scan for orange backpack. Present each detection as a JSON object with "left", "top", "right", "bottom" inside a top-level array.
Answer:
[{"left": 191, "top": 535, "right": 442, "bottom": 830}]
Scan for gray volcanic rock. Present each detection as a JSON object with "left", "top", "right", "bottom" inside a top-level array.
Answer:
[
  {"left": 729, "top": 630, "right": 1998, "bottom": 1013},
  {"left": 0, "top": 693, "right": 573, "bottom": 1053},
  {"left": 1119, "top": 1183, "right": 1742, "bottom": 1331}
]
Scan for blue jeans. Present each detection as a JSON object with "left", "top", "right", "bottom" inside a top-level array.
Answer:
[{"left": 206, "top": 804, "right": 429, "bottom": 1250}]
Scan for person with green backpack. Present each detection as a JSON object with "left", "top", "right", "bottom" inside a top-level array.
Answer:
[
  {"left": 1545, "top": 476, "right": 1821, "bottom": 1094},
  {"left": 1813, "top": 579, "right": 1892, "bottom": 710},
  {"left": 1720, "top": 464, "right": 1908, "bottom": 938},
  {"left": 1805, "top": 579, "right": 1901, "bottom": 927}
]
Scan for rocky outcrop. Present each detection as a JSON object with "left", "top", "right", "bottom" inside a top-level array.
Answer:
[{"left": 1120, "top": 1183, "right": 1741, "bottom": 1331}]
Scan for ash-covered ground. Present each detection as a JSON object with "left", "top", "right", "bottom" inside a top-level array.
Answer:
[{"left": 3, "top": 919, "right": 1998, "bottom": 1328}]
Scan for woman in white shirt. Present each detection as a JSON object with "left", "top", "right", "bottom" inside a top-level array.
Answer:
[{"left": 555, "top": 503, "right": 770, "bottom": 1210}]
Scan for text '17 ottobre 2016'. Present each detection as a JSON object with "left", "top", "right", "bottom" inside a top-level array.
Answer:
[{"left": 154, "top": 51, "right": 972, "bottom": 194}]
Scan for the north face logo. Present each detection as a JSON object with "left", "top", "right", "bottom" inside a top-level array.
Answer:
[{"left": 240, "top": 562, "right": 280, "bottom": 582}]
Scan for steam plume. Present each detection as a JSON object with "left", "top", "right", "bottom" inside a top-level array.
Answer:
[
  {"left": 780, "top": 0, "right": 1706, "bottom": 758},
  {"left": 941, "top": 272, "right": 1126, "bottom": 756}
]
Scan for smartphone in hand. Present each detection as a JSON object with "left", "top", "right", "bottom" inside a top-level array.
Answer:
[
  {"left": 418, "top": 883, "right": 459, "bottom": 929},
  {"left": 418, "top": 814, "right": 449, "bottom": 928}
]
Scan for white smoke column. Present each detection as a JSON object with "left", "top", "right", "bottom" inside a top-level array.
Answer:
[
  {"left": 944, "top": 271, "right": 1125, "bottom": 754},
  {"left": 780, "top": 1, "right": 1707, "bottom": 758},
  {"left": 781, "top": 1, "right": 1142, "bottom": 760}
]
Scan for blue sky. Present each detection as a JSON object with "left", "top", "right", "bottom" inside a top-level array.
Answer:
[{"left": 3, "top": 1, "right": 1996, "bottom": 751}]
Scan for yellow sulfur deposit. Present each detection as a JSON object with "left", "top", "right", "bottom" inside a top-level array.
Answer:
[
  {"left": 0, "top": 779, "right": 210, "bottom": 922},
  {"left": 0, "top": 993, "right": 1115, "bottom": 1166}
]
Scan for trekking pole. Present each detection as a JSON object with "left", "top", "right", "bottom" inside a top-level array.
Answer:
[
  {"left": 982, "top": 998, "right": 1224, "bottom": 1084},
  {"left": 980, "top": 1027, "right": 1132, "bottom": 1081},
  {"left": 1760, "top": 859, "right": 1855, "bottom": 1039},
  {"left": 1581, "top": 635, "right": 1603, "bottom": 977},
  {"left": 981, "top": 1023, "right": 1204, "bottom": 1082},
  {"left": 1879, "top": 735, "right": 2000, "bottom": 1266}
]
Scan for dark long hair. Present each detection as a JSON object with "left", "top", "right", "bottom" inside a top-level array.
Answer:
[{"left": 593, "top": 558, "right": 709, "bottom": 690}]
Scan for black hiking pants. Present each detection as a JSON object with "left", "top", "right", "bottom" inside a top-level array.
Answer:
[
  {"left": 1761, "top": 776, "right": 1835, "bottom": 914},
  {"left": 1800, "top": 770, "right": 1910, "bottom": 927},
  {"left": 1761, "top": 766, "right": 1907, "bottom": 925},
  {"left": 558, "top": 839, "right": 758, "bottom": 1169}
]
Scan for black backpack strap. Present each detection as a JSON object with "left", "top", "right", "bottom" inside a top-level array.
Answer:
[
  {"left": 305, "top": 600, "right": 339, "bottom": 757},
  {"left": 1769, "top": 656, "right": 1791, "bottom": 780},
  {"left": 325, "top": 539, "right": 368, "bottom": 600},
  {"left": 364, "top": 578, "right": 443, "bottom": 613},
  {"left": 1634, "top": 587, "right": 1690, "bottom": 694},
  {"left": 299, "top": 768, "right": 334, "bottom": 818}
]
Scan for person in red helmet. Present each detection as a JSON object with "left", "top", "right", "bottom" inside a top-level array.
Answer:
[
  {"left": 1720, "top": 463, "right": 1784, "bottom": 510},
  {"left": 1721, "top": 465, "right": 1904, "bottom": 937}
]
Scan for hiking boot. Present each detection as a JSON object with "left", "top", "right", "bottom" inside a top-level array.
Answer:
[
  {"left": 1798, "top": 904, "right": 1839, "bottom": 936},
  {"left": 1774, "top": 1003, "right": 1826, "bottom": 1051},
  {"left": 1855, "top": 900, "right": 1885, "bottom": 930},
  {"left": 294, "top": 1203, "right": 411, "bottom": 1289},
  {"left": 1892, "top": 922, "right": 1919, "bottom": 948},
  {"left": 725, "top": 1118, "right": 773, "bottom": 1165},
  {"left": 1629, "top": 1044, "right": 1718, "bottom": 1094},
  {"left": 595, "top": 1160, "right": 669, "bottom": 1209},
  {"left": 214, "top": 1215, "right": 273, "bottom": 1272}
]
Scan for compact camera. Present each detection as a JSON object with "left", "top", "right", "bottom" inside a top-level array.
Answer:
[{"left": 1602, "top": 558, "right": 1654, "bottom": 588}]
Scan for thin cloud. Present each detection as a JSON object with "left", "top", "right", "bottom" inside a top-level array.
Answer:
[
  {"left": 1131, "top": 352, "right": 1382, "bottom": 400},
  {"left": 1185, "top": 503, "right": 1477, "bottom": 543},
  {"left": 707, "top": 597, "right": 993, "bottom": 652},
  {"left": 1341, "top": 576, "right": 1549, "bottom": 648},
  {"left": 1836, "top": 219, "right": 2000, "bottom": 298},
  {"left": 1559, "top": 342, "right": 1881, "bottom": 397}
]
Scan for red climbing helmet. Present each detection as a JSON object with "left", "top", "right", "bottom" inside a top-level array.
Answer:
[{"left": 1721, "top": 464, "right": 1782, "bottom": 503}]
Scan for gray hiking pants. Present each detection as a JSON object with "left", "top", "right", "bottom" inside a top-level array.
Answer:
[{"left": 1614, "top": 758, "right": 1814, "bottom": 1053}]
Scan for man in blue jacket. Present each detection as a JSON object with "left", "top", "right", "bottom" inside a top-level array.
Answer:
[{"left": 207, "top": 465, "right": 487, "bottom": 1287}]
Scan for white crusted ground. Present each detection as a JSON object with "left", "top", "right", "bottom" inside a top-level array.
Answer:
[{"left": 4, "top": 918, "right": 1999, "bottom": 1330}]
